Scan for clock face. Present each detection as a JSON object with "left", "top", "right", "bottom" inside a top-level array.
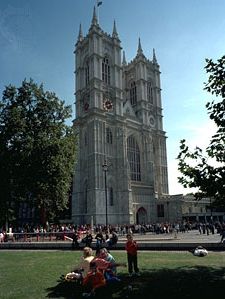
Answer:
[
  {"left": 149, "top": 115, "right": 155, "bottom": 127},
  {"left": 103, "top": 99, "right": 113, "bottom": 111}
]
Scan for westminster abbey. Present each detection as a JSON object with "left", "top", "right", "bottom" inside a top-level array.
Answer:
[{"left": 72, "top": 7, "right": 169, "bottom": 225}]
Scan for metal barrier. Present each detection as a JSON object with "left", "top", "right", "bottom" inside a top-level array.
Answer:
[{"left": 3, "top": 231, "right": 85, "bottom": 243}]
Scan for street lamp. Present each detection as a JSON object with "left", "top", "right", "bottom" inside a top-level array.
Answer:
[{"left": 102, "top": 160, "right": 108, "bottom": 227}]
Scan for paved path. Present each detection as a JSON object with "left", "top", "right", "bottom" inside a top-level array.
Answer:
[
  {"left": 118, "top": 230, "right": 222, "bottom": 244},
  {"left": 0, "top": 229, "right": 224, "bottom": 250}
]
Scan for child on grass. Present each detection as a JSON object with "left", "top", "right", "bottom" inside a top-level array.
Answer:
[{"left": 125, "top": 233, "right": 140, "bottom": 277}]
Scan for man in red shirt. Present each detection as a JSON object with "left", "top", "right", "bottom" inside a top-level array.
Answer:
[{"left": 125, "top": 234, "right": 140, "bottom": 276}]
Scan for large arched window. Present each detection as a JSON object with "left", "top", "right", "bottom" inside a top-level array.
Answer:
[
  {"left": 102, "top": 57, "right": 110, "bottom": 84},
  {"left": 127, "top": 136, "right": 141, "bottom": 181},
  {"left": 130, "top": 81, "right": 137, "bottom": 106},
  {"left": 84, "top": 131, "right": 88, "bottom": 146},
  {"left": 106, "top": 127, "right": 112, "bottom": 144}
]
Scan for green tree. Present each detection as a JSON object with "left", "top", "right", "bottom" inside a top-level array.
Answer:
[
  {"left": 177, "top": 56, "right": 225, "bottom": 207},
  {"left": 0, "top": 80, "right": 76, "bottom": 227}
]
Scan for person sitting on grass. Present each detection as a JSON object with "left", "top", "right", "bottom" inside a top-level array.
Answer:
[
  {"left": 99, "top": 247, "right": 118, "bottom": 280},
  {"left": 94, "top": 248, "right": 125, "bottom": 283},
  {"left": 65, "top": 247, "right": 94, "bottom": 282},
  {"left": 193, "top": 245, "right": 208, "bottom": 257},
  {"left": 82, "top": 261, "right": 106, "bottom": 297}
]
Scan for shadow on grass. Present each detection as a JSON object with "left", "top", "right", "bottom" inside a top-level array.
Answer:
[{"left": 46, "top": 266, "right": 225, "bottom": 299}]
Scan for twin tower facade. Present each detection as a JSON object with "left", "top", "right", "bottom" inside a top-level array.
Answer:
[{"left": 72, "top": 8, "right": 169, "bottom": 225}]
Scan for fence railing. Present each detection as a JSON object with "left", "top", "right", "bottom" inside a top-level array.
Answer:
[{"left": 2, "top": 231, "right": 86, "bottom": 243}]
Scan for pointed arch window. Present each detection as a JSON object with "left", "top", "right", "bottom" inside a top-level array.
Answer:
[
  {"left": 130, "top": 81, "right": 137, "bottom": 106},
  {"left": 85, "top": 61, "right": 89, "bottom": 86},
  {"left": 84, "top": 132, "right": 88, "bottom": 146},
  {"left": 147, "top": 82, "right": 153, "bottom": 103},
  {"left": 106, "top": 127, "right": 112, "bottom": 144},
  {"left": 127, "top": 136, "right": 141, "bottom": 181},
  {"left": 157, "top": 204, "right": 164, "bottom": 217},
  {"left": 109, "top": 187, "right": 114, "bottom": 206},
  {"left": 102, "top": 57, "right": 110, "bottom": 85}
]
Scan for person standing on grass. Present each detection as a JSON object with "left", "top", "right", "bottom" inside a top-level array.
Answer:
[{"left": 125, "top": 233, "right": 140, "bottom": 277}]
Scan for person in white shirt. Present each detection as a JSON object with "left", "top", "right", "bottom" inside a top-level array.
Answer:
[
  {"left": 0, "top": 232, "right": 4, "bottom": 243},
  {"left": 65, "top": 247, "right": 94, "bottom": 281}
]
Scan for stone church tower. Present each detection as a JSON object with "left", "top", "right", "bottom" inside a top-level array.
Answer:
[{"left": 72, "top": 7, "right": 169, "bottom": 225}]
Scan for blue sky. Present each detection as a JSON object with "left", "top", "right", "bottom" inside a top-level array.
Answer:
[{"left": 1, "top": 0, "right": 224, "bottom": 194}]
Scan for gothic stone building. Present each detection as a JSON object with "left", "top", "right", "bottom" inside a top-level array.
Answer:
[{"left": 72, "top": 8, "right": 169, "bottom": 225}]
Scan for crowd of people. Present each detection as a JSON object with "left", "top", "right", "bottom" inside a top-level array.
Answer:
[
  {"left": 1, "top": 220, "right": 225, "bottom": 244},
  {"left": 1, "top": 220, "right": 224, "bottom": 235},
  {"left": 71, "top": 229, "right": 119, "bottom": 250}
]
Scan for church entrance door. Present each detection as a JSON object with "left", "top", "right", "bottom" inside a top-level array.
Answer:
[{"left": 136, "top": 207, "right": 147, "bottom": 224}]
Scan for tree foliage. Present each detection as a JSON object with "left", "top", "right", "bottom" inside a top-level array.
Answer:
[
  {"left": 0, "top": 80, "right": 76, "bottom": 226},
  {"left": 177, "top": 56, "right": 225, "bottom": 206}
]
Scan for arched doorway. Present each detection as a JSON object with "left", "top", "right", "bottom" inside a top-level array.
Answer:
[{"left": 136, "top": 207, "right": 147, "bottom": 224}]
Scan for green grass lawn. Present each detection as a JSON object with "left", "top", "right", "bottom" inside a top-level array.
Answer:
[{"left": 0, "top": 250, "right": 225, "bottom": 298}]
